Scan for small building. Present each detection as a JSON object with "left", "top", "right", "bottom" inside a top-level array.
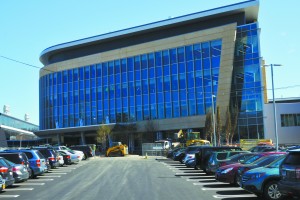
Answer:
[
  {"left": 264, "top": 98, "right": 300, "bottom": 146},
  {"left": 0, "top": 112, "right": 39, "bottom": 147}
]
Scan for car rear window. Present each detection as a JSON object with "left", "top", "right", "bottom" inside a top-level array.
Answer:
[
  {"left": 36, "top": 151, "right": 45, "bottom": 159},
  {"left": 0, "top": 154, "right": 19, "bottom": 163},
  {"left": 24, "top": 152, "right": 33, "bottom": 159},
  {"left": 284, "top": 153, "right": 300, "bottom": 165}
]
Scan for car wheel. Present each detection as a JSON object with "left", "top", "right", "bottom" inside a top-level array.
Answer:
[{"left": 263, "top": 180, "right": 283, "bottom": 200}]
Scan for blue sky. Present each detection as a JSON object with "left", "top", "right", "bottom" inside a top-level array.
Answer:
[{"left": 0, "top": 0, "right": 299, "bottom": 125}]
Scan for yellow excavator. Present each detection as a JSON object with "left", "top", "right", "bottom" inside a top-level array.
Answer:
[{"left": 106, "top": 142, "right": 128, "bottom": 157}]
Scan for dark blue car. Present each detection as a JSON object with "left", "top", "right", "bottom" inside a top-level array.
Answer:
[{"left": 240, "top": 155, "right": 287, "bottom": 200}]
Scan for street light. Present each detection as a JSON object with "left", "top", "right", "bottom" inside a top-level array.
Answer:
[
  {"left": 264, "top": 64, "right": 282, "bottom": 152},
  {"left": 212, "top": 94, "right": 216, "bottom": 146}
]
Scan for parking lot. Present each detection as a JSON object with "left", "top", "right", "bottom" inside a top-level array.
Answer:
[
  {"left": 0, "top": 159, "right": 89, "bottom": 199},
  {"left": 158, "top": 158, "right": 259, "bottom": 200}
]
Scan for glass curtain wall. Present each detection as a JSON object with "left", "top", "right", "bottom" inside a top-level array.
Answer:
[
  {"left": 231, "top": 22, "right": 264, "bottom": 140},
  {"left": 40, "top": 39, "right": 222, "bottom": 130}
]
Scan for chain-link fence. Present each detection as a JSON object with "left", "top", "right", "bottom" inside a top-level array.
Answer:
[{"left": 142, "top": 143, "right": 167, "bottom": 156}]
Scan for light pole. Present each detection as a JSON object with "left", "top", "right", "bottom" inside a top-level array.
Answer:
[
  {"left": 212, "top": 94, "right": 216, "bottom": 146},
  {"left": 264, "top": 64, "right": 282, "bottom": 152}
]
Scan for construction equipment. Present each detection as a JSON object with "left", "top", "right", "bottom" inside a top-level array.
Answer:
[
  {"left": 178, "top": 130, "right": 210, "bottom": 146},
  {"left": 106, "top": 142, "right": 128, "bottom": 157}
]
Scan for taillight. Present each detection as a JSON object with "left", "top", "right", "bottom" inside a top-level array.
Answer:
[
  {"left": 49, "top": 157, "right": 55, "bottom": 161},
  {"left": 66, "top": 155, "right": 70, "bottom": 159},
  {"left": 12, "top": 166, "right": 21, "bottom": 172},
  {"left": 36, "top": 159, "right": 41, "bottom": 167},
  {"left": 0, "top": 167, "right": 8, "bottom": 173},
  {"left": 21, "top": 161, "right": 24, "bottom": 165},
  {"left": 77, "top": 156, "right": 80, "bottom": 158}
]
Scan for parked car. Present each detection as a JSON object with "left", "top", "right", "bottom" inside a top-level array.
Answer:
[
  {"left": 5, "top": 159, "right": 29, "bottom": 183},
  {"left": 278, "top": 149, "right": 300, "bottom": 198},
  {"left": 57, "top": 151, "right": 72, "bottom": 165},
  {"left": 185, "top": 158, "right": 196, "bottom": 168},
  {"left": 248, "top": 145, "right": 276, "bottom": 152},
  {"left": 206, "top": 151, "right": 250, "bottom": 173},
  {"left": 173, "top": 148, "right": 187, "bottom": 162},
  {"left": 215, "top": 152, "right": 286, "bottom": 185},
  {"left": 58, "top": 150, "right": 80, "bottom": 164},
  {"left": 194, "top": 146, "right": 242, "bottom": 172},
  {"left": 237, "top": 154, "right": 286, "bottom": 186},
  {"left": 240, "top": 155, "right": 287, "bottom": 200},
  {"left": 168, "top": 147, "right": 185, "bottom": 160},
  {"left": 4, "top": 149, "right": 47, "bottom": 178},
  {"left": 0, "top": 157, "right": 15, "bottom": 187},
  {"left": 218, "top": 152, "right": 257, "bottom": 167},
  {"left": 31, "top": 147, "right": 59, "bottom": 169},
  {"left": 69, "top": 145, "right": 93, "bottom": 159},
  {"left": 57, "top": 152, "right": 64, "bottom": 166},
  {"left": 0, "top": 152, "right": 32, "bottom": 178},
  {"left": 182, "top": 146, "right": 204, "bottom": 164},
  {"left": 53, "top": 146, "right": 84, "bottom": 161}
]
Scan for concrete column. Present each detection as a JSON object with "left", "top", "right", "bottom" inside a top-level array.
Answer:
[
  {"left": 80, "top": 132, "right": 86, "bottom": 145},
  {"left": 57, "top": 134, "right": 61, "bottom": 145}
]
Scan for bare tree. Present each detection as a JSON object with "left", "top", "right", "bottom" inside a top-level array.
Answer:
[
  {"left": 204, "top": 109, "right": 213, "bottom": 142},
  {"left": 230, "top": 105, "right": 239, "bottom": 145},
  {"left": 224, "top": 106, "right": 232, "bottom": 145},
  {"left": 96, "top": 125, "right": 112, "bottom": 150},
  {"left": 216, "top": 106, "right": 222, "bottom": 146}
]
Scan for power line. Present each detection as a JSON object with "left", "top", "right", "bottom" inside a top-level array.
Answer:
[{"left": 0, "top": 55, "right": 41, "bottom": 69}]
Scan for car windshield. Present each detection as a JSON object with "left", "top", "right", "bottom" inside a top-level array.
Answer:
[
  {"left": 242, "top": 155, "right": 261, "bottom": 164},
  {"left": 226, "top": 153, "right": 244, "bottom": 161},
  {"left": 266, "top": 155, "right": 286, "bottom": 168},
  {"left": 251, "top": 155, "right": 282, "bottom": 166}
]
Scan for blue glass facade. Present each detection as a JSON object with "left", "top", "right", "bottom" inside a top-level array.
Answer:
[
  {"left": 40, "top": 39, "right": 222, "bottom": 130},
  {"left": 232, "top": 23, "right": 264, "bottom": 139},
  {"left": 40, "top": 22, "right": 265, "bottom": 140}
]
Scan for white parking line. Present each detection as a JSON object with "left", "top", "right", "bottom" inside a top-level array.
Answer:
[
  {"left": 45, "top": 172, "right": 67, "bottom": 174},
  {"left": 28, "top": 179, "right": 53, "bottom": 181},
  {"left": 14, "top": 183, "right": 45, "bottom": 186},
  {"left": 49, "top": 170, "right": 72, "bottom": 172},
  {"left": 193, "top": 182, "right": 227, "bottom": 185},
  {"left": 38, "top": 175, "right": 61, "bottom": 178},
  {"left": 213, "top": 194, "right": 257, "bottom": 198},
  {"left": 0, "top": 195, "right": 19, "bottom": 198},
  {"left": 187, "top": 178, "right": 215, "bottom": 182},
  {"left": 175, "top": 172, "right": 205, "bottom": 175},
  {"left": 202, "top": 187, "right": 243, "bottom": 191},
  {"left": 169, "top": 168, "right": 189, "bottom": 170},
  {"left": 180, "top": 176, "right": 209, "bottom": 179},
  {"left": 5, "top": 188, "right": 34, "bottom": 191}
]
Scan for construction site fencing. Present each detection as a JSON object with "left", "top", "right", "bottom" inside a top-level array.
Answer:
[{"left": 142, "top": 143, "right": 167, "bottom": 156}]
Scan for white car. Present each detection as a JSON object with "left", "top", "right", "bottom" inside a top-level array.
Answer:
[
  {"left": 58, "top": 150, "right": 80, "bottom": 163},
  {"left": 57, "top": 152, "right": 65, "bottom": 166},
  {"left": 53, "top": 146, "right": 84, "bottom": 161}
]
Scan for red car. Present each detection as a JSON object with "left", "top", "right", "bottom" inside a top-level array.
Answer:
[{"left": 215, "top": 152, "right": 286, "bottom": 185}]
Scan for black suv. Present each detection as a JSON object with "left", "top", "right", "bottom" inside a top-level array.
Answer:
[
  {"left": 194, "top": 146, "right": 242, "bottom": 172},
  {"left": 278, "top": 149, "right": 300, "bottom": 198},
  {"left": 69, "top": 145, "right": 93, "bottom": 159}
]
